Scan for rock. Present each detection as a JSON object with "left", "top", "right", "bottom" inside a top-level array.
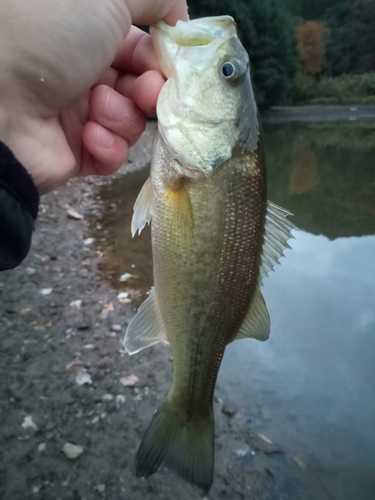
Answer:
[
  {"left": 75, "top": 369, "right": 92, "bottom": 386},
  {"left": 98, "top": 356, "right": 114, "bottom": 371},
  {"left": 82, "top": 344, "right": 95, "bottom": 350},
  {"left": 39, "top": 288, "right": 53, "bottom": 296},
  {"left": 118, "top": 272, "right": 135, "bottom": 282},
  {"left": 21, "top": 416, "right": 38, "bottom": 431},
  {"left": 117, "top": 292, "right": 130, "bottom": 303},
  {"left": 111, "top": 324, "right": 122, "bottom": 332},
  {"left": 70, "top": 300, "right": 82, "bottom": 308},
  {"left": 256, "top": 433, "right": 283, "bottom": 455},
  {"left": 116, "top": 395, "right": 126, "bottom": 406},
  {"left": 102, "top": 394, "right": 114, "bottom": 402},
  {"left": 97, "top": 484, "right": 106, "bottom": 494},
  {"left": 235, "top": 444, "right": 251, "bottom": 457},
  {"left": 62, "top": 442, "right": 84, "bottom": 460},
  {"left": 67, "top": 208, "right": 83, "bottom": 220},
  {"left": 120, "top": 375, "right": 139, "bottom": 387},
  {"left": 84, "top": 238, "right": 94, "bottom": 246},
  {"left": 76, "top": 324, "right": 90, "bottom": 331},
  {"left": 222, "top": 401, "right": 238, "bottom": 417},
  {"left": 38, "top": 443, "right": 47, "bottom": 453}
]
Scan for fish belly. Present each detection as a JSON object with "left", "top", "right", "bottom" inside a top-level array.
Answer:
[{"left": 151, "top": 134, "right": 267, "bottom": 416}]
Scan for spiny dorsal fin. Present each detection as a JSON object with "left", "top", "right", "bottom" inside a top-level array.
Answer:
[
  {"left": 131, "top": 177, "right": 154, "bottom": 237},
  {"left": 259, "top": 201, "right": 296, "bottom": 284},
  {"left": 124, "top": 287, "right": 167, "bottom": 355},
  {"left": 234, "top": 288, "right": 270, "bottom": 342}
]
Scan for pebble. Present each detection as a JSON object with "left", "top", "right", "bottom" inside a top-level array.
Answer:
[
  {"left": 222, "top": 401, "right": 238, "bottom": 417},
  {"left": 75, "top": 369, "right": 92, "bottom": 386},
  {"left": 118, "top": 272, "right": 134, "bottom": 282},
  {"left": 235, "top": 444, "right": 250, "bottom": 457},
  {"left": 111, "top": 324, "right": 122, "bottom": 332},
  {"left": 39, "top": 288, "right": 53, "bottom": 296},
  {"left": 116, "top": 395, "right": 126, "bottom": 405},
  {"left": 21, "top": 416, "right": 38, "bottom": 431},
  {"left": 97, "top": 484, "right": 106, "bottom": 494},
  {"left": 38, "top": 443, "right": 47, "bottom": 453},
  {"left": 119, "top": 374, "right": 139, "bottom": 387},
  {"left": 62, "top": 442, "right": 84, "bottom": 460},
  {"left": 67, "top": 208, "right": 83, "bottom": 220},
  {"left": 102, "top": 394, "right": 114, "bottom": 402},
  {"left": 70, "top": 300, "right": 82, "bottom": 308}
]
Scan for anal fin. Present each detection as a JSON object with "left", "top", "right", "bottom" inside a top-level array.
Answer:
[{"left": 234, "top": 288, "right": 270, "bottom": 342}]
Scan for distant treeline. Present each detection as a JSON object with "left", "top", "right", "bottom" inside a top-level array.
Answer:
[{"left": 188, "top": 0, "right": 375, "bottom": 106}]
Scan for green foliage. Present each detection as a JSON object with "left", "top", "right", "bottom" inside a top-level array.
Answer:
[
  {"left": 187, "top": 0, "right": 297, "bottom": 107},
  {"left": 285, "top": 0, "right": 344, "bottom": 20},
  {"left": 324, "top": 0, "right": 375, "bottom": 76},
  {"left": 294, "top": 72, "right": 375, "bottom": 105}
]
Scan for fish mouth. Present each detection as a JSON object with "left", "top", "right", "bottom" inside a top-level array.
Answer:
[
  {"left": 154, "top": 16, "right": 236, "bottom": 46},
  {"left": 151, "top": 16, "right": 237, "bottom": 77}
]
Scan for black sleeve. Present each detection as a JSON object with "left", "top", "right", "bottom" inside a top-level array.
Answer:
[{"left": 0, "top": 141, "right": 39, "bottom": 271}]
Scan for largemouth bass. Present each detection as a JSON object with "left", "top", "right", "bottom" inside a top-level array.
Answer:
[{"left": 124, "top": 15, "right": 294, "bottom": 492}]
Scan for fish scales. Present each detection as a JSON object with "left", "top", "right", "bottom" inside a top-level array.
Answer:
[
  {"left": 124, "top": 15, "right": 295, "bottom": 492},
  {"left": 152, "top": 135, "right": 267, "bottom": 416}
]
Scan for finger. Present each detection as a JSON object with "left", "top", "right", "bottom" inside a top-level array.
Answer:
[
  {"left": 116, "top": 70, "right": 164, "bottom": 117},
  {"left": 115, "top": 73, "right": 137, "bottom": 99},
  {"left": 113, "top": 26, "right": 159, "bottom": 75},
  {"left": 89, "top": 85, "right": 146, "bottom": 146},
  {"left": 81, "top": 122, "right": 128, "bottom": 176},
  {"left": 126, "top": 0, "right": 189, "bottom": 26},
  {"left": 94, "top": 66, "right": 120, "bottom": 89},
  {"left": 131, "top": 70, "right": 165, "bottom": 117}
]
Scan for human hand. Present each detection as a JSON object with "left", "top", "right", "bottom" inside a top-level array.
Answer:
[{"left": 0, "top": 0, "right": 188, "bottom": 194}]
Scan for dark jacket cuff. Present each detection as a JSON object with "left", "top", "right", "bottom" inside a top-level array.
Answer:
[{"left": 0, "top": 141, "right": 39, "bottom": 220}]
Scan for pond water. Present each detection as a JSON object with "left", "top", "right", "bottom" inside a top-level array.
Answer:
[{"left": 94, "top": 120, "right": 375, "bottom": 499}]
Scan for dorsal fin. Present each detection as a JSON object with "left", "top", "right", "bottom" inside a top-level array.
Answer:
[{"left": 259, "top": 201, "right": 296, "bottom": 284}]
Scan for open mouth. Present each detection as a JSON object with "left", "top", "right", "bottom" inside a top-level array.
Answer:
[{"left": 153, "top": 15, "right": 237, "bottom": 48}]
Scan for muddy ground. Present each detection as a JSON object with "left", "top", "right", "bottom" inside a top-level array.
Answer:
[{"left": 0, "top": 122, "right": 304, "bottom": 500}]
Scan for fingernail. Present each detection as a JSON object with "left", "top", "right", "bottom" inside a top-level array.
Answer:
[
  {"left": 103, "top": 91, "right": 126, "bottom": 122},
  {"left": 96, "top": 126, "right": 114, "bottom": 149}
]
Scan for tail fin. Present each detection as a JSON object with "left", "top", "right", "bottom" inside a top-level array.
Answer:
[{"left": 136, "top": 400, "right": 215, "bottom": 492}]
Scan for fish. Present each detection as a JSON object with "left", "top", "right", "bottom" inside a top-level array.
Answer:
[{"left": 124, "top": 15, "right": 295, "bottom": 492}]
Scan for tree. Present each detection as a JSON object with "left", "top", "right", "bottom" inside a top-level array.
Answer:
[
  {"left": 324, "top": 0, "right": 375, "bottom": 76},
  {"left": 188, "top": 0, "right": 297, "bottom": 107},
  {"left": 296, "top": 21, "right": 328, "bottom": 80}
]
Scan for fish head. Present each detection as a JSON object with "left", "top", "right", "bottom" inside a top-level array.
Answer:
[{"left": 151, "top": 16, "right": 259, "bottom": 177}]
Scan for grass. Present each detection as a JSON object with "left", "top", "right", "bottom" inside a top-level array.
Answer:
[{"left": 293, "top": 72, "right": 375, "bottom": 105}]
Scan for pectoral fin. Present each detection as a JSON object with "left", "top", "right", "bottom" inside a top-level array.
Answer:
[
  {"left": 259, "top": 201, "right": 296, "bottom": 284},
  {"left": 131, "top": 177, "right": 154, "bottom": 237},
  {"left": 124, "top": 287, "right": 167, "bottom": 354},
  {"left": 234, "top": 288, "right": 270, "bottom": 342}
]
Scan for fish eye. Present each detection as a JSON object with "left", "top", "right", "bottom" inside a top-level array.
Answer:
[
  {"left": 220, "top": 59, "right": 246, "bottom": 85},
  {"left": 222, "top": 62, "right": 235, "bottom": 78}
]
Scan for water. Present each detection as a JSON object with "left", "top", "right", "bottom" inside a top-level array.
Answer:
[{"left": 93, "top": 120, "right": 375, "bottom": 499}]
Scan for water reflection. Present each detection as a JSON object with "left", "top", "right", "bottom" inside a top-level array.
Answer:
[{"left": 92, "top": 120, "right": 375, "bottom": 499}]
